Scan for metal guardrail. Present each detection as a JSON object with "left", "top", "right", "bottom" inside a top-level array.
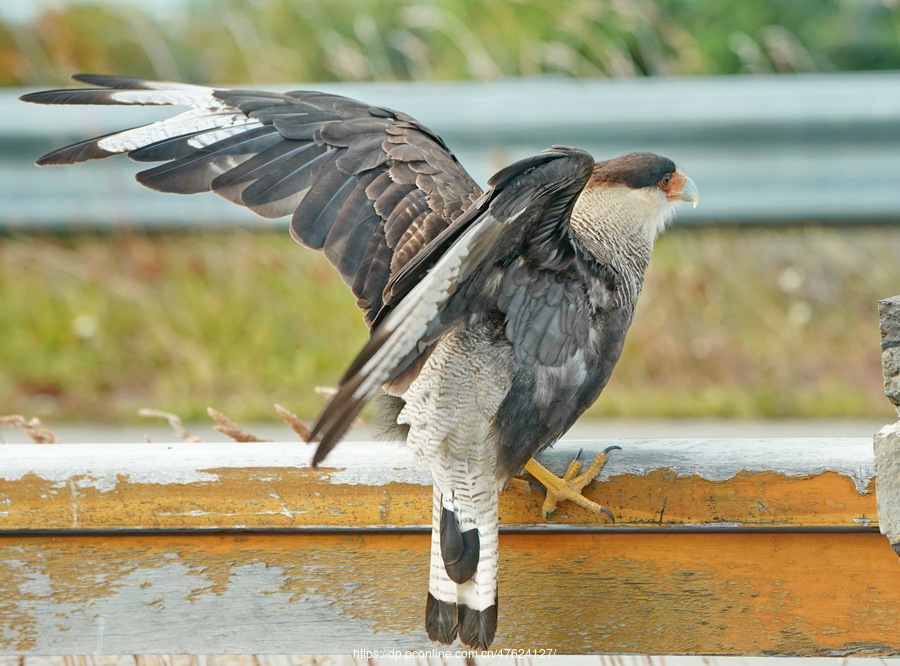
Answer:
[{"left": 3, "top": 72, "right": 900, "bottom": 230}]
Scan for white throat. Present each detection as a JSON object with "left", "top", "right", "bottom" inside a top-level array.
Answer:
[{"left": 567, "top": 184, "right": 676, "bottom": 302}]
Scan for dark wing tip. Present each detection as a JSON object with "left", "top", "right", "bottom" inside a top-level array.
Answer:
[
  {"left": 20, "top": 74, "right": 107, "bottom": 104},
  {"left": 19, "top": 90, "right": 71, "bottom": 105},
  {"left": 71, "top": 73, "right": 115, "bottom": 86},
  {"left": 71, "top": 73, "right": 158, "bottom": 89},
  {"left": 34, "top": 153, "right": 63, "bottom": 167},
  {"left": 310, "top": 426, "right": 339, "bottom": 466},
  {"left": 34, "top": 143, "right": 115, "bottom": 166},
  {"left": 309, "top": 384, "right": 367, "bottom": 466},
  {"left": 310, "top": 414, "right": 357, "bottom": 466},
  {"left": 18, "top": 88, "right": 119, "bottom": 106},
  {"left": 310, "top": 440, "right": 331, "bottom": 467}
]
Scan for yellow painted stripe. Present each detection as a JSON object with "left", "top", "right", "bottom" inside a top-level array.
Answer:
[{"left": 0, "top": 465, "right": 877, "bottom": 531}]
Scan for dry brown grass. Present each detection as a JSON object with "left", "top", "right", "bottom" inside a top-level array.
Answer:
[{"left": 1, "top": 226, "right": 897, "bottom": 425}]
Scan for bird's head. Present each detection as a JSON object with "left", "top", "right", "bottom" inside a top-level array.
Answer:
[
  {"left": 570, "top": 151, "right": 698, "bottom": 269},
  {"left": 588, "top": 151, "right": 697, "bottom": 236}
]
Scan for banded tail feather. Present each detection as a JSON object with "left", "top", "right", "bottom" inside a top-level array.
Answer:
[
  {"left": 440, "top": 506, "right": 480, "bottom": 583},
  {"left": 426, "top": 488, "right": 499, "bottom": 650}
]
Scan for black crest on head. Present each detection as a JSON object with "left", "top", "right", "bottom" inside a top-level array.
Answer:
[{"left": 590, "top": 152, "right": 676, "bottom": 189}]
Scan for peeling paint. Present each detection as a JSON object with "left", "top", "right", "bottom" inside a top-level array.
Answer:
[
  {"left": 0, "top": 441, "right": 881, "bottom": 532},
  {"left": 2, "top": 445, "right": 233, "bottom": 488},
  {"left": 3, "top": 438, "right": 877, "bottom": 492},
  {"left": 1, "top": 437, "right": 893, "bottom": 654},
  {"left": 559, "top": 438, "right": 877, "bottom": 494},
  {"left": 2, "top": 532, "right": 898, "bottom": 654}
]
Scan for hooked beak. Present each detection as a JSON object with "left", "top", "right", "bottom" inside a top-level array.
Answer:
[{"left": 674, "top": 173, "right": 699, "bottom": 208}]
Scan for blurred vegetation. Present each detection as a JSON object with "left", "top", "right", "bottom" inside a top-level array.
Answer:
[
  {"left": 2, "top": 0, "right": 898, "bottom": 425},
  {"left": 1, "top": 227, "right": 897, "bottom": 424},
  {"left": 1, "top": 0, "right": 899, "bottom": 86}
]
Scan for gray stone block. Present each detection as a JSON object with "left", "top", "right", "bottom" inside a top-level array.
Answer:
[{"left": 879, "top": 295, "right": 900, "bottom": 411}]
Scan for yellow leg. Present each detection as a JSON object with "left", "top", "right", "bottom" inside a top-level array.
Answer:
[{"left": 522, "top": 446, "right": 620, "bottom": 520}]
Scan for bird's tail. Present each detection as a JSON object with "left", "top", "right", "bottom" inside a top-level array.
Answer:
[{"left": 425, "top": 477, "right": 499, "bottom": 650}]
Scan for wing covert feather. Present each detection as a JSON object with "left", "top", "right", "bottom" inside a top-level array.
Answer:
[
  {"left": 22, "top": 79, "right": 613, "bottom": 469},
  {"left": 22, "top": 75, "right": 483, "bottom": 326},
  {"left": 311, "top": 147, "right": 598, "bottom": 459}
]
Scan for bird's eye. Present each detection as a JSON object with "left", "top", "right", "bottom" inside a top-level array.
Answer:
[{"left": 659, "top": 173, "right": 673, "bottom": 189}]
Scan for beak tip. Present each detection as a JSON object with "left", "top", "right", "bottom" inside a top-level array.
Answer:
[{"left": 679, "top": 175, "right": 699, "bottom": 208}]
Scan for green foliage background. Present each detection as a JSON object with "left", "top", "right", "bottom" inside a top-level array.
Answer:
[{"left": 2, "top": 0, "right": 899, "bottom": 87}]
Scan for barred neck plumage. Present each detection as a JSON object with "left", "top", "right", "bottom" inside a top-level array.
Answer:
[
  {"left": 567, "top": 176, "right": 677, "bottom": 307},
  {"left": 568, "top": 208, "right": 655, "bottom": 308}
]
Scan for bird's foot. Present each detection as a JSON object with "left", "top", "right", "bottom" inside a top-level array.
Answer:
[{"left": 523, "top": 446, "right": 620, "bottom": 520}]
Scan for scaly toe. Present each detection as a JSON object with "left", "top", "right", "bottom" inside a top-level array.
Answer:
[{"left": 522, "top": 446, "right": 621, "bottom": 521}]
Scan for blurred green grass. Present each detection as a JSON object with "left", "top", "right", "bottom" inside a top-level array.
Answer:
[
  {"left": 2, "top": 0, "right": 898, "bottom": 86},
  {"left": 2, "top": 227, "right": 897, "bottom": 424}
]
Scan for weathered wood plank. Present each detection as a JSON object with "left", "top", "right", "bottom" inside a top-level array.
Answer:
[
  {"left": 2, "top": 437, "right": 894, "bottom": 655},
  {"left": 2, "top": 531, "right": 899, "bottom": 655},
  {"left": 0, "top": 439, "right": 876, "bottom": 531}
]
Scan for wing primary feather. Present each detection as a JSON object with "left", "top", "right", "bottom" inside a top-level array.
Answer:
[
  {"left": 240, "top": 146, "right": 334, "bottom": 206},
  {"left": 323, "top": 181, "right": 382, "bottom": 270},
  {"left": 210, "top": 141, "right": 319, "bottom": 204},
  {"left": 337, "top": 211, "right": 382, "bottom": 280},
  {"left": 292, "top": 172, "right": 362, "bottom": 250},
  {"left": 21, "top": 88, "right": 222, "bottom": 108},
  {"left": 310, "top": 176, "right": 367, "bottom": 254},
  {"left": 34, "top": 128, "right": 132, "bottom": 165},
  {"left": 131, "top": 124, "right": 277, "bottom": 164},
  {"left": 136, "top": 127, "right": 282, "bottom": 194},
  {"left": 71, "top": 73, "right": 214, "bottom": 91},
  {"left": 97, "top": 110, "right": 249, "bottom": 154},
  {"left": 128, "top": 127, "right": 218, "bottom": 162}
]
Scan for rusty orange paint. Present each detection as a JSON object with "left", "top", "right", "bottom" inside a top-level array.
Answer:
[
  {"left": 0, "top": 466, "right": 878, "bottom": 531},
  {"left": 2, "top": 531, "right": 899, "bottom": 654},
  {"left": 567, "top": 469, "right": 877, "bottom": 527}
]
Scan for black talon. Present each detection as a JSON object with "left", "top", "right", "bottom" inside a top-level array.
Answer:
[
  {"left": 528, "top": 481, "right": 546, "bottom": 498},
  {"left": 603, "top": 445, "right": 623, "bottom": 455},
  {"left": 600, "top": 506, "right": 616, "bottom": 523}
]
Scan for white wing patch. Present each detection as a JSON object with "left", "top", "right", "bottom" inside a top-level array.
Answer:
[
  {"left": 348, "top": 211, "right": 508, "bottom": 404},
  {"left": 96, "top": 110, "right": 261, "bottom": 155},
  {"left": 186, "top": 122, "right": 266, "bottom": 149},
  {"left": 103, "top": 88, "right": 226, "bottom": 108}
]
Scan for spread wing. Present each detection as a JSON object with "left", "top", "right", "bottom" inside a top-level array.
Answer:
[
  {"left": 21, "top": 74, "right": 482, "bottom": 326},
  {"left": 310, "top": 146, "right": 598, "bottom": 462}
]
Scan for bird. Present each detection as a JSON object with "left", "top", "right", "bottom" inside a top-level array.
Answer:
[{"left": 21, "top": 74, "right": 698, "bottom": 649}]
